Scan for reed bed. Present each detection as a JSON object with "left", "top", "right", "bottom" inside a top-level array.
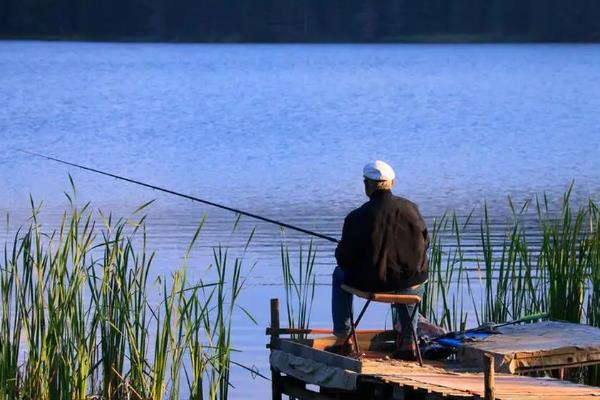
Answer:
[
  {"left": 280, "top": 241, "right": 317, "bottom": 339},
  {"left": 423, "top": 189, "right": 600, "bottom": 329},
  {"left": 3, "top": 185, "right": 600, "bottom": 397},
  {"left": 0, "top": 198, "right": 254, "bottom": 400},
  {"left": 421, "top": 188, "right": 600, "bottom": 385}
]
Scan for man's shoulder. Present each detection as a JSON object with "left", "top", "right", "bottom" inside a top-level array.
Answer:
[
  {"left": 390, "top": 195, "right": 426, "bottom": 225},
  {"left": 391, "top": 194, "right": 419, "bottom": 211},
  {"left": 345, "top": 201, "right": 371, "bottom": 221}
]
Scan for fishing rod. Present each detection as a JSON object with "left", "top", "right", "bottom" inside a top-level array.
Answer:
[{"left": 17, "top": 149, "right": 340, "bottom": 244}]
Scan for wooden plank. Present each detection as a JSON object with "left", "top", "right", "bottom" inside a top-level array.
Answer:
[
  {"left": 458, "top": 321, "right": 600, "bottom": 373},
  {"left": 514, "top": 359, "right": 600, "bottom": 373},
  {"left": 267, "top": 330, "right": 396, "bottom": 350},
  {"left": 281, "top": 376, "right": 340, "bottom": 400},
  {"left": 513, "top": 348, "right": 600, "bottom": 360},
  {"left": 380, "top": 376, "right": 476, "bottom": 398},
  {"left": 384, "top": 373, "right": 600, "bottom": 397},
  {"left": 305, "top": 338, "right": 395, "bottom": 352},
  {"left": 293, "top": 331, "right": 396, "bottom": 352},
  {"left": 361, "top": 359, "right": 600, "bottom": 399},
  {"left": 271, "top": 338, "right": 362, "bottom": 373},
  {"left": 266, "top": 327, "right": 386, "bottom": 336}
]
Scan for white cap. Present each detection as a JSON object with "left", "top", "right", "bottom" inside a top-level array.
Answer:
[{"left": 363, "top": 160, "right": 396, "bottom": 181}]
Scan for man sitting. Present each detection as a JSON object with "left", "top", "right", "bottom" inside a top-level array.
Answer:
[{"left": 331, "top": 160, "right": 429, "bottom": 359}]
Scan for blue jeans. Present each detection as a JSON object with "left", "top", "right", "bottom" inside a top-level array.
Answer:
[{"left": 332, "top": 266, "right": 425, "bottom": 344}]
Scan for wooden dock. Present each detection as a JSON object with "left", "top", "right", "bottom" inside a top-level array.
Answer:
[
  {"left": 267, "top": 299, "right": 600, "bottom": 400},
  {"left": 456, "top": 321, "right": 600, "bottom": 374},
  {"left": 360, "top": 358, "right": 600, "bottom": 399}
]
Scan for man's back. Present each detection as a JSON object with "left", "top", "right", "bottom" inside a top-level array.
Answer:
[{"left": 335, "top": 189, "right": 429, "bottom": 292}]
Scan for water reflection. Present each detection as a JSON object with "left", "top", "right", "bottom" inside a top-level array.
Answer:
[{"left": 2, "top": 42, "right": 600, "bottom": 398}]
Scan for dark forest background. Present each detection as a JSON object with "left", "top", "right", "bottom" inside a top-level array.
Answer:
[{"left": 2, "top": 0, "right": 600, "bottom": 42}]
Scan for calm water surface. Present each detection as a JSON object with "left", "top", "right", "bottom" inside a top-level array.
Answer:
[{"left": 1, "top": 42, "right": 600, "bottom": 398}]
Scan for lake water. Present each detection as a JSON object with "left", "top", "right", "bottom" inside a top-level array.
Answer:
[{"left": 1, "top": 41, "right": 600, "bottom": 398}]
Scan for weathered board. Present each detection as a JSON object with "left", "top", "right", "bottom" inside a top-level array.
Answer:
[
  {"left": 457, "top": 321, "right": 600, "bottom": 373},
  {"left": 268, "top": 312, "right": 600, "bottom": 399},
  {"left": 271, "top": 350, "right": 600, "bottom": 399},
  {"left": 363, "top": 359, "right": 600, "bottom": 399},
  {"left": 296, "top": 331, "right": 396, "bottom": 353},
  {"left": 270, "top": 338, "right": 362, "bottom": 372}
]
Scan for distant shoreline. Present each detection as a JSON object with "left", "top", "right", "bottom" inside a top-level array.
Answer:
[{"left": 2, "top": 34, "right": 599, "bottom": 44}]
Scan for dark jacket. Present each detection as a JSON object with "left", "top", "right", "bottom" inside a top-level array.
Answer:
[{"left": 335, "top": 190, "right": 429, "bottom": 292}]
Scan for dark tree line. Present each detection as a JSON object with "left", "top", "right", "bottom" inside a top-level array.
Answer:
[{"left": 2, "top": 0, "right": 600, "bottom": 42}]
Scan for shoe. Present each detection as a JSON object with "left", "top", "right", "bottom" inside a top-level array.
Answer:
[
  {"left": 392, "top": 349, "right": 417, "bottom": 361},
  {"left": 324, "top": 342, "right": 353, "bottom": 356},
  {"left": 324, "top": 337, "right": 353, "bottom": 356},
  {"left": 392, "top": 341, "right": 418, "bottom": 361}
]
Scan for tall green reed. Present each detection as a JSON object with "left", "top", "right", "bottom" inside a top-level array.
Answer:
[
  {"left": 0, "top": 195, "right": 256, "bottom": 400},
  {"left": 422, "top": 212, "right": 470, "bottom": 332},
  {"left": 0, "top": 229, "right": 24, "bottom": 399},
  {"left": 477, "top": 200, "right": 541, "bottom": 324},
  {"left": 280, "top": 240, "right": 317, "bottom": 339},
  {"left": 537, "top": 189, "right": 590, "bottom": 322},
  {"left": 425, "top": 187, "right": 599, "bottom": 330},
  {"left": 11, "top": 198, "right": 99, "bottom": 400}
]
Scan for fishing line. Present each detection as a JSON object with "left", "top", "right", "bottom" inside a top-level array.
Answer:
[{"left": 17, "top": 149, "right": 340, "bottom": 243}]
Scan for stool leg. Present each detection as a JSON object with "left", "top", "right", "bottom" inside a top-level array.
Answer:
[
  {"left": 408, "top": 303, "right": 423, "bottom": 366},
  {"left": 353, "top": 298, "right": 371, "bottom": 328},
  {"left": 344, "top": 299, "right": 371, "bottom": 355},
  {"left": 346, "top": 310, "right": 359, "bottom": 354}
]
